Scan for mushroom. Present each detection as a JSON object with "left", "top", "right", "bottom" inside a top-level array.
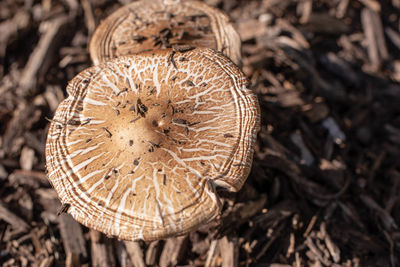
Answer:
[
  {"left": 89, "top": 0, "right": 241, "bottom": 66},
  {"left": 46, "top": 47, "right": 260, "bottom": 241}
]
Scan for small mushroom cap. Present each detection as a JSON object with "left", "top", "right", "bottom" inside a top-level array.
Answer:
[
  {"left": 46, "top": 48, "right": 259, "bottom": 241},
  {"left": 89, "top": 0, "right": 241, "bottom": 65}
]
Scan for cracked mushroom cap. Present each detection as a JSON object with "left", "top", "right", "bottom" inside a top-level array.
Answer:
[
  {"left": 89, "top": 0, "right": 241, "bottom": 66},
  {"left": 46, "top": 47, "right": 259, "bottom": 241}
]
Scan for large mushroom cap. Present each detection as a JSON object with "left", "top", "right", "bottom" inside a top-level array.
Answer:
[
  {"left": 89, "top": 0, "right": 241, "bottom": 65},
  {"left": 46, "top": 47, "right": 259, "bottom": 241}
]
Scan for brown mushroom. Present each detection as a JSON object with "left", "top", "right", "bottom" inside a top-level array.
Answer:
[
  {"left": 46, "top": 47, "right": 259, "bottom": 241},
  {"left": 89, "top": 0, "right": 241, "bottom": 66}
]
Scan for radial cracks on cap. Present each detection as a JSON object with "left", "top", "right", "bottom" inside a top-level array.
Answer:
[
  {"left": 46, "top": 47, "right": 259, "bottom": 242},
  {"left": 89, "top": 0, "right": 242, "bottom": 65}
]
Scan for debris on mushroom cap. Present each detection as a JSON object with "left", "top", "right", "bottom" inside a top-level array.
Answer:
[
  {"left": 46, "top": 47, "right": 259, "bottom": 241},
  {"left": 89, "top": 0, "right": 241, "bottom": 66}
]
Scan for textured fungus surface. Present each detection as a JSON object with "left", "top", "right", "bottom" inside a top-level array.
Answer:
[
  {"left": 89, "top": 0, "right": 241, "bottom": 65},
  {"left": 46, "top": 48, "right": 259, "bottom": 241}
]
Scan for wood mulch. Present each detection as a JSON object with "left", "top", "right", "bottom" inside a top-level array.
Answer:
[{"left": 1, "top": 0, "right": 400, "bottom": 266}]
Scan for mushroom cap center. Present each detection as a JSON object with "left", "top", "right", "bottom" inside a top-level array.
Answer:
[{"left": 110, "top": 99, "right": 168, "bottom": 153}]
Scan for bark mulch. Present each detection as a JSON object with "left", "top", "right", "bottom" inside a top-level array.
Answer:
[{"left": 1, "top": 0, "right": 399, "bottom": 266}]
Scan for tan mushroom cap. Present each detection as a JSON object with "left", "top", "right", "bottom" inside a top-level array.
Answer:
[
  {"left": 46, "top": 48, "right": 259, "bottom": 241},
  {"left": 89, "top": 0, "right": 241, "bottom": 66}
]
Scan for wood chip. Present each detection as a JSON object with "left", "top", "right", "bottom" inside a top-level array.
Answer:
[
  {"left": 319, "top": 52, "right": 360, "bottom": 86},
  {"left": 81, "top": 0, "right": 96, "bottom": 37},
  {"left": 336, "top": 0, "right": 350, "bottom": 18},
  {"left": 290, "top": 131, "right": 314, "bottom": 166},
  {"left": 0, "top": 164, "right": 8, "bottom": 181},
  {"left": 19, "top": 146, "right": 35, "bottom": 171},
  {"left": 159, "top": 236, "right": 188, "bottom": 267},
  {"left": 322, "top": 117, "right": 346, "bottom": 145},
  {"left": 320, "top": 222, "right": 340, "bottom": 263},
  {"left": 255, "top": 223, "right": 285, "bottom": 261},
  {"left": 301, "top": 13, "right": 349, "bottom": 34},
  {"left": 297, "top": 0, "right": 312, "bottom": 24},
  {"left": 58, "top": 214, "right": 87, "bottom": 266},
  {"left": 90, "top": 230, "right": 116, "bottom": 267},
  {"left": 39, "top": 256, "right": 54, "bottom": 267},
  {"left": 361, "top": 8, "right": 388, "bottom": 69},
  {"left": 124, "top": 241, "right": 145, "bottom": 267},
  {"left": 115, "top": 241, "right": 132, "bottom": 267},
  {"left": 205, "top": 239, "right": 219, "bottom": 267},
  {"left": 219, "top": 236, "right": 238, "bottom": 267},
  {"left": 18, "top": 15, "right": 69, "bottom": 96},
  {"left": 145, "top": 241, "right": 161, "bottom": 266},
  {"left": 360, "top": 194, "right": 398, "bottom": 231},
  {"left": 385, "top": 27, "right": 400, "bottom": 51},
  {"left": 2, "top": 102, "right": 41, "bottom": 155},
  {"left": 305, "top": 236, "right": 331, "bottom": 265},
  {"left": 9, "top": 170, "right": 49, "bottom": 188},
  {"left": 0, "top": 200, "right": 30, "bottom": 232},
  {"left": 236, "top": 19, "right": 268, "bottom": 41},
  {"left": 359, "top": 0, "right": 381, "bottom": 12}
]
